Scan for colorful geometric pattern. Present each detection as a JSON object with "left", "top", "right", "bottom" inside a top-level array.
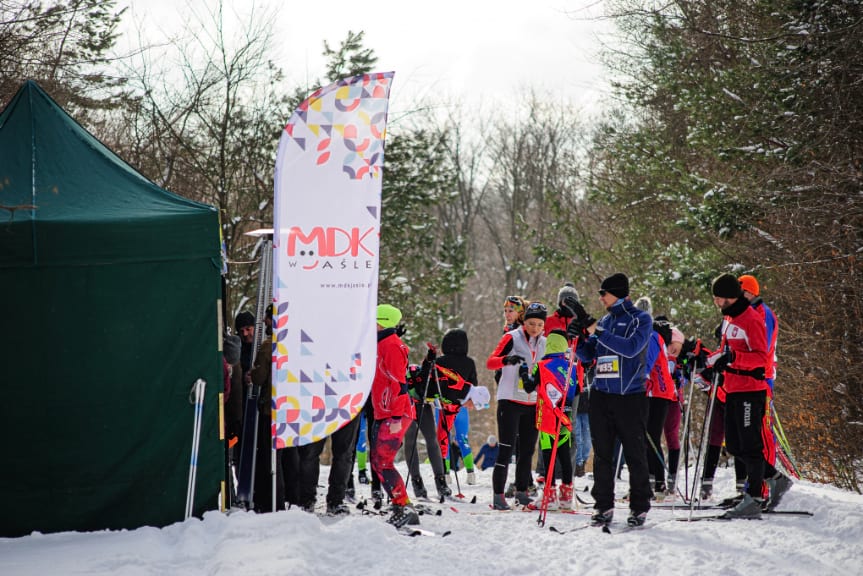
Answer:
[
  {"left": 271, "top": 72, "right": 394, "bottom": 448},
  {"left": 283, "top": 73, "right": 391, "bottom": 181}
]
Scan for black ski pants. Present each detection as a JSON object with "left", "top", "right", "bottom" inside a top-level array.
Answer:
[
  {"left": 589, "top": 389, "right": 652, "bottom": 514},
  {"left": 724, "top": 390, "right": 767, "bottom": 499},
  {"left": 493, "top": 400, "right": 538, "bottom": 494},
  {"left": 405, "top": 402, "right": 446, "bottom": 481},
  {"left": 645, "top": 396, "right": 670, "bottom": 487},
  {"left": 297, "top": 413, "right": 362, "bottom": 507}
]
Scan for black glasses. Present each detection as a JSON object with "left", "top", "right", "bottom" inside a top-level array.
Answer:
[
  {"left": 526, "top": 302, "right": 547, "bottom": 312},
  {"left": 598, "top": 289, "right": 608, "bottom": 296}
]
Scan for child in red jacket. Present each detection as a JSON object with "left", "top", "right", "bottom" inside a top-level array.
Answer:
[{"left": 370, "top": 304, "right": 419, "bottom": 528}]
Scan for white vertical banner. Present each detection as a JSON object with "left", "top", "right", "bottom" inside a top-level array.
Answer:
[{"left": 271, "top": 72, "right": 394, "bottom": 448}]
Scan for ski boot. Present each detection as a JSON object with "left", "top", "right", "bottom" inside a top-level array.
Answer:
[
  {"left": 627, "top": 510, "right": 648, "bottom": 527},
  {"left": 765, "top": 473, "right": 793, "bottom": 511},
  {"left": 590, "top": 508, "right": 614, "bottom": 527},
  {"left": 434, "top": 474, "right": 452, "bottom": 499},
  {"left": 371, "top": 489, "right": 384, "bottom": 510},
  {"left": 575, "top": 463, "right": 586, "bottom": 478},
  {"left": 412, "top": 476, "right": 428, "bottom": 499},
  {"left": 504, "top": 482, "right": 516, "bottom": 498},
  {"left": 558, "top": 483, "right": 573, "bottom": 510},
  {"left": 543, "top": 486, "right": 559, "bottom": 510},
  {"left": 723, "top": 494, "right": 763, "bottom": 519},
  {"left": 665, "top": 477, "right": 676, "bottom": 498},
  {"left": 514, "top": 490, "right": 533, "bottom": 507},
  {"left": 326, "top": 501, "right": 350, "bottom": 516},
  {"left": 387, "top": 504, "right": 420, "bottom": 528},
  {"left": 466, "top": 470, "right": 477, "bottom": 485},
  {"left": 358, "top": 469, "right": 369, "bottom": 485},
  {"left": 492, "top": 493, "right": 511, "bottom": 510},
  {"left": 699, "top": 479, "right": 713, "bottom": 501}
]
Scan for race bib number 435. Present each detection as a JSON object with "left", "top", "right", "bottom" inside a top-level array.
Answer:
[{"left": 595, "top": 355, "right": 620, "bottom": 379}]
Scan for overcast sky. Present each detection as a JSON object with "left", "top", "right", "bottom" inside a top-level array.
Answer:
[{"left": 122, "top": 1, "right": 616, "bottom": 119}]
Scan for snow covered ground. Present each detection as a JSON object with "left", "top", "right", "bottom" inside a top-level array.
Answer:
[{"left": 2, "top": 462, "right": 861, "bottom": 576}]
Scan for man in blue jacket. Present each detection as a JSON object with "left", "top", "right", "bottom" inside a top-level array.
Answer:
[{"left": 569, "top": 273, "right": 653, "bottom": 528}]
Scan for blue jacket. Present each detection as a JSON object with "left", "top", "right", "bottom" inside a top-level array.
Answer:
[
  {"left": 475, "top": 443, "right": 499, "bottom": 470},
  {"left": 576, "top": 298, "right": 652, "bottom": 395}
]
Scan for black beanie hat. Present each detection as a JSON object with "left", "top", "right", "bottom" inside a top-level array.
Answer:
[
  {"left": 600, "top": 273, "right": 629, "bottom": 299},
  {"left": 711, "top": 273, "right": 743, "bottom": 298},
  {"left": 524, "top": 301, "right": 548, "bottom": 321},
  {"left": 234, "top": 311, "right": 255, "bottom": 332}
]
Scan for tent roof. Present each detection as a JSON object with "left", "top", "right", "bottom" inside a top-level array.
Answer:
[{"left": 0, "top": 80, "right": 219, "bottom": 266}]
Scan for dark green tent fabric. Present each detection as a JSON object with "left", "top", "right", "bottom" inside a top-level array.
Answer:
[{"left": 0, "top": 81, "right": 224, "bottom": 537}]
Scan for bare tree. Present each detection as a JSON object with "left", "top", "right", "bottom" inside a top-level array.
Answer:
[{"left": 115, "top": 0, "right": 287, "bottom": 314}]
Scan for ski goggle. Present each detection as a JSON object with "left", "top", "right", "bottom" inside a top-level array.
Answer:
[
  {"left": 526, "top": 302, "right": 547, "bottom": 313},
  {"left": 503, "top": 296, "right": 524, "bottom": 312}
]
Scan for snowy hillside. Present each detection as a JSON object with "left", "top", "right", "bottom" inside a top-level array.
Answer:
[{"left": 2, "top": 463, "right": 861, "bottom": 576}]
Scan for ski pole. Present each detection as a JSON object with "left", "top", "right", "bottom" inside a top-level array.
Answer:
[
  {"left": 404, "top": 355, "right": 435, "bottom": 498},
  {"left": 431, "top": 364, "right": 464, "bottom": 499},
  {"left": 185, "top": 378, "right": 206, "bottom": 520},
  {"left": 537, "top": 339, "right": 578, "bottom": 527},
  {"left": 675, "top": 361, "right": 697, "bottom": 507},
  {"left": 689, "top": 368, "right": 720, "bottom": 520}
]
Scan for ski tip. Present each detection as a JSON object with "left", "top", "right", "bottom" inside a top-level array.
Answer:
[
  {"left": 602, "top": 525, "right": 612, "bottom": 534},
  {"left": 441, "top": 530, "right": 452, "bottom": 537},
  {"left": 470, "top": 495, "right": 477, "bottom": 504},
  {"left": 449, "top": 506, "right": 459, "bottom": 513}
]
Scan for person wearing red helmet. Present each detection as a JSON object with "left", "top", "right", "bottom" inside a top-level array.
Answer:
[{"left": 738, "top": 274, "right": 793, "bottom": 510}]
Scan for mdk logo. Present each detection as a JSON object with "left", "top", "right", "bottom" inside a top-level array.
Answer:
[{"left": 287, "top": 226, "right": 376, "bottom": 270}]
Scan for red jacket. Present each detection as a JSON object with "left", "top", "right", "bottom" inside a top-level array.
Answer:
[
  {"left": 371, "top": 329, "right": 414, "bottom": 420},
  {"left": 646, "top": 334, "right": 677, "bottom": 401},
  {"left": 718, "top": 299, "right": 769, "bottom": 394},
  {"left": 543, "top": 311, "right": 573, "bottom": 336}
]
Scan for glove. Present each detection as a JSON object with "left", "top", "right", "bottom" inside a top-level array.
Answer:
[
  {"left": 566, "top": 319, "right": 582, "bottom": 340},
  {"left": 503, "top": 354, "right": 525, "bottom": 366},
  {"left": 425, "top": 342, "right": 438, "bottom": 362},
  {"left": 680, "top": 338, "right": 699, "bottom": 358},
  {"left": 560, "top": 296, "right": 587, "bottom": 318},
  {"left": 395, "top": 323, "right": 407, "bottom": 337},
  {"left": 707, "top": 349, "right": 734, "bottom": 373},
  {"left": 519, "top": 363, "right": 537, "bottom": 393},
  {"left": 714, "top": 350, "right": 734, "bottom": 373}
]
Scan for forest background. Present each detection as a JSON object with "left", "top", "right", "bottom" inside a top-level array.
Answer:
[{"left": 1, "top": 0, "right": 859, "bottom": 491}]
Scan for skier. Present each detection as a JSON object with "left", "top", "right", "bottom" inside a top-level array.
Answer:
[
  {"left": 635, "top": 297, "right": 677, "bottom": 497},
  {"left": 370, "top": 304, "right": 420, "bottom": 527},
  {"left": 475, "top": 435, "right": 499, "bottom": 471},
  {"left": 521, "top": 330, "right": 579, "bottom": 510},
  {"left": 544, "top": 283, "right": 581, "bottom": 336},
  {"left": 249, "top": 312, "right": 285, "bottom": 513},
  {"left": 661, "top": 321, "right": 686, "bottom": 497},
  {"left": 486, "top": 301, "right": 547, "bottom": 510},
  {"left": 427, "top": 328, "right": 484, "bottom": 489},
  {"left": 496, "top": 295, "right": 528, "bottom": 497},
  {"left": 570, "top": 273, "right": 653, "bottom": 528},
  {"left": 739, "top": 274, "right": 793, "bottom": 509},
  {"left": 707, "top": 273, "right": 769, "bottom": 519},
  {"left": 537, "top": 283, "right": 581, "bottom": 484},
  {"left": 404, "top": 361, "right": 448, "bottom": 500}
]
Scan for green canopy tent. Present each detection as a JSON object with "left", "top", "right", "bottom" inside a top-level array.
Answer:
[{"left": 0, "top": 80, "right": 224, "bottom": 537}]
